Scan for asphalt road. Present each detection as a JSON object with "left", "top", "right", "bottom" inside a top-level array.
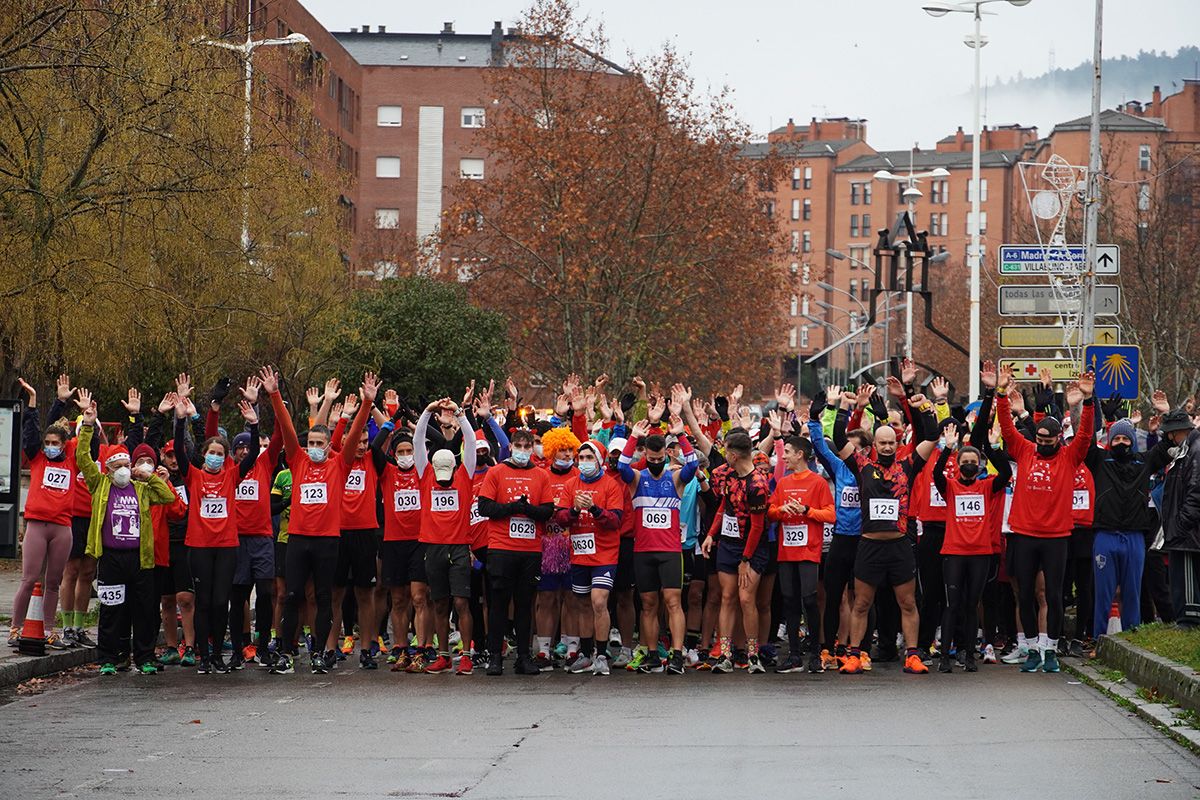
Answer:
[{"left": 2, "top": 659, "right": 1199, "bottom": 799}]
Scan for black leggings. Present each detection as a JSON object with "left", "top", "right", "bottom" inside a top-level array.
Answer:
[
  {"left": 486, "top": 549, "right": 540, "bottom": 659},
  {"left": 778, "top": 561, "right": 820, "bottom": 655},
  {"left": 470, "top": 548, "right": 488, "bottom": 650},
  {"left": 822, "top": 535, "right": 858, "bottom": 650},
  {"left": 940, "top": 554, "right": 991, "bottom": 652},
  {"left": 188, "top": 546, "right": 237, "bottom": 661},
  {"left": 917, "top": 522, "right": 946, "bottom": 650},
  {"left": 1009, "top": 533, "right": 1069, "bottom": 640},
  {"left": 279, "top": 535, "right": 338, "bottom": 656},
  {"left": 230, "top": 579, "right": 273, "bottom": 655}
]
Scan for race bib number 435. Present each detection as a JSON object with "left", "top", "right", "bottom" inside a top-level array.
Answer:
[{"left": 98, "top": 584, "right": 125, "bottom": 606}]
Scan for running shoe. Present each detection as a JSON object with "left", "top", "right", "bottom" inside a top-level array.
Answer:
[
  {"left": 982, "top": 644, "right": 998, "bottom": 664},
  {"left": 569, "top": 654, "right": 594, "bottom": 674},
  {"left": 158, "top": 648, "right": 181, "bottom": 666},
  {"left": 859, "top": 652, "right": 873, "bottom": 672},
  {"left": 710, "top": 656, "right": 734, "bottom": 674},
  {"left": 405, "top": 652, "right": 428, "bottom": 673},
  {"left": 667, "top": 651, "right": 685, "bottom": 675},
  {"left": 1068, "top": 639, "right": 1087, "bottom": 659},
  {"left": 255, "top": 650, "right": 276, "bottom": 669},
  {"left": 386, "top": 646, "right": 403, "bottom": 665},
  {"left": 242, "top": 644, "right": 257, "bottom": 661},
  {"left": 774, "top": 654, "right": 804, "bottom": 674},
  {"left": 592, "top": 654, "right": 611, "bottom": 676},
  {"left": 311, "top": 652, "right": 329, "bottom": 675},
  {"left": 270, "top": 654, "right": 295, "bottom": 675},
  {"left": 638, "top": 652, "right": 664, "bottom": 674},
  {"left": 449, "top": 631, "right": 463, "bottom": 653},
  {"left": 747, "top": 654, "right": 766, "bottom": 674},
  {"left": 534, "top": 652, "right": 554, "bottom": 672},
  {"left": 210, "top": 655, "right": 230, "bottom": 674},
  {"left": 611, "top": 647, "right": 633, "bottom": 669},
  {"left": 820, "top": 649, "right": 838, "bottom": 671},
  {"left": 485, "top": 655, "right": 503, "bottom": 676},
  {"left": 1041, "top": 650, "right": 1061, "bottom": 673},
  {"left": 268, "top": 636, "right": 282, "bottom": 656},
  {"left": 759, "top": 644, "right": 777, "bottom": 668},
  {"left": 425, "top": 655, "right": 453, "bottom": 674},
  {"left": 963, "top": 653, "right": 978, "bottom": 673},
  {"left": 455, "top": 654, "right": 474, "bottom": 675},
  {"left": 196, "top": 658, "right": 211, "bottom": 675},
  {"left": 625, "top": 647, "right": 649, "bottom": 672},
  {"left": 839, "top": 654, "right": 863, "bottom": 674},
  {"left": 514, "top": 655, "right": 542, "bottom": 675},
  {"left": 685, "top": 648, "right": 700, "bottom": 666},
  {"left": 733, "top": 649, "right": 749, "bottom": 669},
  {"left": 372, "top": 638, "right": 384, "bottom": 658},
  {"left": 46, "top": 630, "right": 67, "bottom": 650},
  {"left": 304, "top": 631, "right": 316, "bottom": 655},
  {"left": 938, "top": 654, "right": 955, "bottom": 673},
  {"left": 136, "top": 661, "right": 158, "bottom": 676},
  {"left": 228, "top": 654, "right": 245, "bottom": 671},
  {"left": 340, "top": 635, "right": 355, "bottom": 655},
  {"left": 62, "top": 628, "right": 80, "bottom": 648},
  {"left": 608, "top": 628, "right": 622, "bottom": 650},
  {"left": 656, "top": 642, "right": 670, "bottom": 664},
  {"left": 807, "top": 652, "right": 824, "bottom": 674},
  {"left": 1002, "top": 647, "right": 1027, "bottom": 665},
  {"left": 180, "top": 646, "right": 197, "bottom": 667},
  {"left": 903, "top": 654, "right": 929, "bottom": 674},
  {"left": 1020, "top": 650, "right": 1043, "bottom": 672},
  {"left": 99, "top": 662, "right": 117, "bottom": 676},
  {"left": 360, "top": 649, "right": 378, "bottom": 670},
  {"left": 75, "top": 629, "right": 97, "bottom": 647}
]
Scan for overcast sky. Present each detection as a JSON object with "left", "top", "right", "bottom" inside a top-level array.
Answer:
[{"left": 301, "top": 0, "right": 1200, "bottom": 149}]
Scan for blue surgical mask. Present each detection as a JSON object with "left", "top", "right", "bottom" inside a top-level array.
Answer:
[
  {"left": 579, "top": 460, "right": 599, "bottom": 478},
  {"left": 204, "top": 453, "right": 224, "bottom": 471},
  {"left": 553, "top": 457, "right": 574, "bottom": 470},
  {"left": 511, "top": 449, "right": 531, "bottom": 466},
  {"left": 308, "top": 446, "right": 328, "bottom": 464},
  {"left": 43, "top": 445, "right": 63, "bottom": 460}
]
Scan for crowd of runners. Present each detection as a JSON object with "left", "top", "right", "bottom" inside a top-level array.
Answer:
[{"left": 9, "top": 358, "right": 1200, "bottom": 678}]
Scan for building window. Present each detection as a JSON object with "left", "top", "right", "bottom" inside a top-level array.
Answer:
[
  {"left": 462, "top": 107, "right": 486, "bottom": 128},
  {"left": 850, "top": 215, "right": 859, "bottom": 238},
  {"left": 765, "top": 201, "right": 775, "bottom": 219},
  {"left": 930, "top": 179, "right": 947, "bottom": 205},
  {"left": 849, "top": 245, "right": 868, "bottom": 268},
  {"left": 800, "top": 325, "right": 810, "bottom": 348},
  {"left": 790, "top": 230, "right": 800, "bottom": 253},
  {"left": 792, "top": 167, "right": 802, "bottom": 190},
  {"left": 802, "top": 231, "right": 812, "bottom": 253},
  {"left": 790, "top": 295, "right": 798, "bottom": 316},
  {"left": 789, "top": 326, "right": 798, "bottom": 349},
  {"left": 802, "top": 198, "right": 812, "bottom": 220},
  {"left": 849, "top": 311, "right": 860, "bottom": 331},
  {"left": 375, "top": 156, "right": 400, "bottom": 178},
  {"left": 863, "top": 182, "right": 872, "bottom": 205},
  {"left": 374, "top": 208, "right": 400, "bottom": 229},
  {"left": 801, "top": 295, "right": 810, "bottom": 314},
  {"left": 851, "top": 183, "right": 860, "bottom": 205},
  {"left": 1138, "top": 182, "right": 1151, "bottom": 211},
  {"left": 848, "top": 279, "right": 857, "bottom": 300},
  {"left": 929, "top": 212, "right": 940, "bottom": 236},
  {"left": 861, "top": 214, "right": 871, "bottom": 236},
  {"left": 1139, "top": 145, "right": 1151, "bottom": 171},
  {"left": 791, "top": 199, "right": 801, "bottom": 221},
  {"left": 803, "top": 166, "right": 812, "bottom": 190},
  {"left": 966, "top": 211, "right": 988, "bottom": 235},
  {"left": 459, "top": 158, "right": 485, "bottom": 180},
  {"left": 373, "top": 261, "right": 398, "bottom": 280},
  {"left": 967, "top": 178, "right": 989, "bottom": 203},
  {"left": 801, "top": 263, "right": 811, "bottom": 284},
  {"left": 377, "top": 105, "right": 402, "bottom": 126}
]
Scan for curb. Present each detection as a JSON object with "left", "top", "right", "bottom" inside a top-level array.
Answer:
[
  {"left": 0, "top": 646, "right": 97, "bottom": 688},
  {"left": 1067, "top": 661, "right": 1200, "bottom": 755},
  {"left": 1096, "top": 635, "right": 1200, "bottom": 714}
]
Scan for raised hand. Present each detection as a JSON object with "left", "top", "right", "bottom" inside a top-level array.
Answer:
[
  {"left": 730, "top": 383, "right": 745, "bottom": 408},
  {"left": 340, "top": 393, "right": 358, "bottom": 419},
  {"left": 384, "top": 388, "right": 399, "bottom": 408},
  {"left": 776, "top": 383, "right": 796, "bottom": 412},
  {"left": 305, "top": 386, "right": 320, "bottom": 411},
  {"left": 1130, "top": 409, "right": 1144, "bottom": 426},
  {"left": 980, "top": 360, "right": 997, "bottom": 389},
  {"left": 1149, "top": 414, "right": 1162, "bottom": 434},
  {"left": 671, "top": 383, "right": 692, "bottom": 406},
  {"left": 595, "top": 373, "right": 610, "bottom": 391},
  {"left": 825, "top": 385, "right": 841, "bottom": 405},
  {"left": 930, "top": 376, "right": 949, "bottom": 402},
  {"left": 238, "top": 375, "right": 261, "bottom": 405},
  {"left": 360, "top": 372, "right": 381, "bottom": 405},
  {"left": 668, "top": 391, "right": 683, "bottom": 419},
  {"left": 238, "top": 400, "right": 259, "bottom": 425},
  {"left": 1039, "top": 367, "right": 1052, "bottom": 389},
  {"left": 900, "top": 357, "right": 917, "bottom": 385},
  {"left": 81, "top": 400, "right": 97, "bottom": 425},
  {"left": 175, "top": 373, "right": 193, "bottom": 400},
  {"left": 886, "top": 375, "right": 906, "bottom": 400},
  {"left": 570, "top": 387, "right": 587, "bottom": 414},
  {"left": 76, "top": 387, "right": 94, "bottom": 412},
  {"left": 909, "top": 393, "right": 928, "bottom": 408},
  {"left": 17, "top": 378, "right": 35, "bottom": 405},
  {"left": 942, "top": 421, "right": 959, "bottom": 445},
  {"left": 647, "top": 395, "right": 666, "bottom": 425},
  {"left": 257, "top": 367, "right": 279, "bottom": 395},
  {"left": 158, "top": 391, "right": 177, "bottom": 415},
  {"left": 997, "top": 363, "right": 1014, "bottom": 392},
  {"left": 690, "top": 397, "right": 706, "bottom": 421},
  {"left": 462, "top": 379, "right": 475, "bottom": 409},
  {"left": 121, "top": 387, "right": 142, "bottom": 415},
  {"left": 631, "top": 419, "right": 651, "bottom": 439},
  {"left": 856, "top": 383, "right": 875, "bottom": 409},
  {"left": 1007, "top": 388, "right": 1026, "bottom": 414},
  {"left": 1076, "top": 371, "right": 1095, "bottom": 399},
  {"left": 323, "top": 377, "right": 341, "bottom": 402},
  {"left": 1152, "top": 389, "right": 1170, "bottom": 414},
  {"left": 598, "top": 393, "right": 613, "bottom": 421},
  {"left": 668, "top": 414, "right": 686, "bottom": 435},
  {"left": 504, "top": 376, "right": 519, "bottom": 409},
  {"left": 1064, "top": 381, "right": 1083, "bottom": 408},
  {"left": 56, "top": 373, "right": 74, "bottom": 403},
  {"left": 767, "top": 408, "right": 783, "bottom": 434},
  {"left": 735, "top": 405, "right": 753, "bottom": 430},
  {"left": 554, "top": 393, "right": 570, "bottom": 417}
]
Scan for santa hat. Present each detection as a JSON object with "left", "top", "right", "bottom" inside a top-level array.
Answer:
[{"left": 580, "top": 440, "right": 607, "bottom": 462}]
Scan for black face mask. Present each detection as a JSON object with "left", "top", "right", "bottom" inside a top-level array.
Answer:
[
  {"left": 1036, "top": 443, "right": 1059, "bottom": 458},
  {"left": 1110, "top": 443, "right": 1131, "bottom": 460},
  {"left": 877, "top": 452, "right": 896, "bottom": 468},
  {"left": 647, "top": 461, "right": 666, "bottom": 478},
  {"left": 958, "top": 462, "right": 980, "bottom": 480}
]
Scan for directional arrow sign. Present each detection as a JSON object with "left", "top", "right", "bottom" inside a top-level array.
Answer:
[
  {"left": 998, "top": 284, "right": 1120, "bottom": 317},
  {"left": 999, "top": 325, "right": 1120, "bottom": 349},
  {"left": 999, "top": 358, "right": 1080, "bottom": 382},
  {"left": 998, "top": 244, "right": 1120, "bottom": 275}
]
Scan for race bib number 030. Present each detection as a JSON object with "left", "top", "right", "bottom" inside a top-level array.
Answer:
[
  {"left": 869, "top": 498, "right": 899, "bottom": 521},
  {"left": 509, "top": 516, "right": 536, "bottom": 540},
  {"left": 393, "top": 489, "right": 419, "bottom": 513},
  {"left": 642, "top": 508, "right": 671, "bottom": 530}
]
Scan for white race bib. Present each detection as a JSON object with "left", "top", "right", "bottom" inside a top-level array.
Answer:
[
  {"left": 1072, "top": 489, "right": 1090, "bottom": 511},
  {"left": 393, "top": 489, "right": 420, "bottom": 513},
  {"left": 823, "top": 523, "right": 834, "bottom": 545},
  {"left": 570, "top": 533, "right": 596, "bottom": 556},
  {"left": 470, "top": 499, "right": 484, "bottom": 526},
  {"left": 782, "top": 524, "right": 808, "bottom": 548},
  {"left": 929, "top": 482, "right": 946, "bottom": 508},
  {"left": 430, "top": 489, "right": 460, "bottom": 512},
  {"left": 199, "top": 496, "right": 228, "bottom": 520},
  {"left": 868, "top": 497, "right": 899, "bottom": 521},
  {"left": 235, "top": 479, "right": 259, "bottom": 502},
  {"left": 175, "top": 485, "right": 189, "bottom": 506},
  {"left": 345, "top": 469, "right": 366, "bottom": 492},
  {"left": 720, "top": 513, "right": 741, "bottom": 538},
  {"left": 299, "top": 482, "right": 328, "bottom": 505},
  {"left": 508, "top": 516, "right": 536, "bottom": 540},
  {"left": 840, "top": 486, "right": 860, "bottom": 508},
  {"left": 680, "top": 521, "right": 689, "bottom": 544},
  {"left": 42, "top": 466, "right": 71, "bottom": 491},
  {"left": 98, "top": 584, "right": 125, "bottom": 606},
  {"left": 955, "top": 494, "right": 985, "bottom": 518},
  {"left": 641, "top": 507, "right": 671, "bottom": 530}
]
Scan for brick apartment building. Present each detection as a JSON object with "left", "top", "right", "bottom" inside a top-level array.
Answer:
[{"left": 763, "top": 80, "right": 1200, "bottom": 393}]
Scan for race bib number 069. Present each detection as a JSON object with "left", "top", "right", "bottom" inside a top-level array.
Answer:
[{"left": 642, "top": 508, "right": 671, "bottom": 530}]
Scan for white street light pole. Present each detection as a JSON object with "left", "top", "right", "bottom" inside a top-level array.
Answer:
[
  {"left": 197, "top": 2, "right": 309, "bottom": 254},
  {"left": 1081, "top": 0, "right": 1103, "bottom": 348},
  {"left": 923, "top": 0, "right": 1031, "bottom": 398}
]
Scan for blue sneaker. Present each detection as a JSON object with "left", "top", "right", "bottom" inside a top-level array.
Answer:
[
  {"left": 1020, "top": 650, "right": 1043, "bottom": 673},
  {"left": 1041, "top": 650, "right": 1060, "bottom": 673}
]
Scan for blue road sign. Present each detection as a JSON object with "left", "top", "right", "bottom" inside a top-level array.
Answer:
[{"left": 1083, "top": 344, "right": 1140, "bottom": 400}]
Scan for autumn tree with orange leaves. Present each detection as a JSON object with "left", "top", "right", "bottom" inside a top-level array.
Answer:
[{"left": 441, "top": 0, "right": 787, "bottom": 392}]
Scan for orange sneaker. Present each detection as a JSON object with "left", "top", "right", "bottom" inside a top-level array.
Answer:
[
  {"left": 859, "top": 652, "right": 873, "bottom": 671},
  {"left": 242, "top": 644, "right": 257, "bottom": 661},
  {"left": 839, "top": 654, "right": 863, "bottom": 674},
  {"left": 339, "top": 635, "right": 355, "bottom": 655},
  {"left": 820, "top": 649, "right": 838, "bottom": 671},
  {"left": 455, "top": 654, "right": 474, "bottom": 675},
  {"left": 425, "top": 654, "right": 453, "bottom": 674},
  {"left": 903, "top": 653, "right": 929, "bottom": 674}
]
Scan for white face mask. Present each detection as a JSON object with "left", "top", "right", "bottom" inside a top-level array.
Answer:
[
  {"left": 133, "top": 463, "right": 154, "bottom": 480},
  {"left": 397, "top": 455, "right": 415, "bottom": 470},
  {"left": 533, "top": 444, "right": 544, "bottom": 458},
  {"left": 111, "top": 467, "right": 132, "bottom": 488}
]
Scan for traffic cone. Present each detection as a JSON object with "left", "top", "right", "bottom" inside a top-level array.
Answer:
[
  {"left": 18, "top": 582, "right": 47, "bottom": 657},
  {"left": 1105, "top": 601, "right": 1122, "bottom": 636}
]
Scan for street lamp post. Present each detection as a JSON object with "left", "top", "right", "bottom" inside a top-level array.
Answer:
[
  {"left": 825, "top": 248, "right": 894, "bottom": 371},
  {"left": 816, "top": 282, "right": 869, "bottom": 382},
  {"left": 197, "top": 2, "right": 310, "bottom": 254},
  {"left": 922, "top": 0, "right": 1032, "bottom": 399}
]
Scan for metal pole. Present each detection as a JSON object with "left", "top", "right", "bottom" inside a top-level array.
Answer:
[
  {"left": 967, "top": 5, "right": 983, "bottom": 399},
  {"left": 905, "top": 199, "right": 916, "bottom": 360},
  {"left": 1081, "top": 0, "right": 1103, "bottom": 350},
  {"left": 240, "top": 0, "right": 254, "bottom": 254}
]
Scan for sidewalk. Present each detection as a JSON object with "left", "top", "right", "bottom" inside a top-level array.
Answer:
[{"left": 0, "top": 558, "right": 98, "bottom": 687}]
